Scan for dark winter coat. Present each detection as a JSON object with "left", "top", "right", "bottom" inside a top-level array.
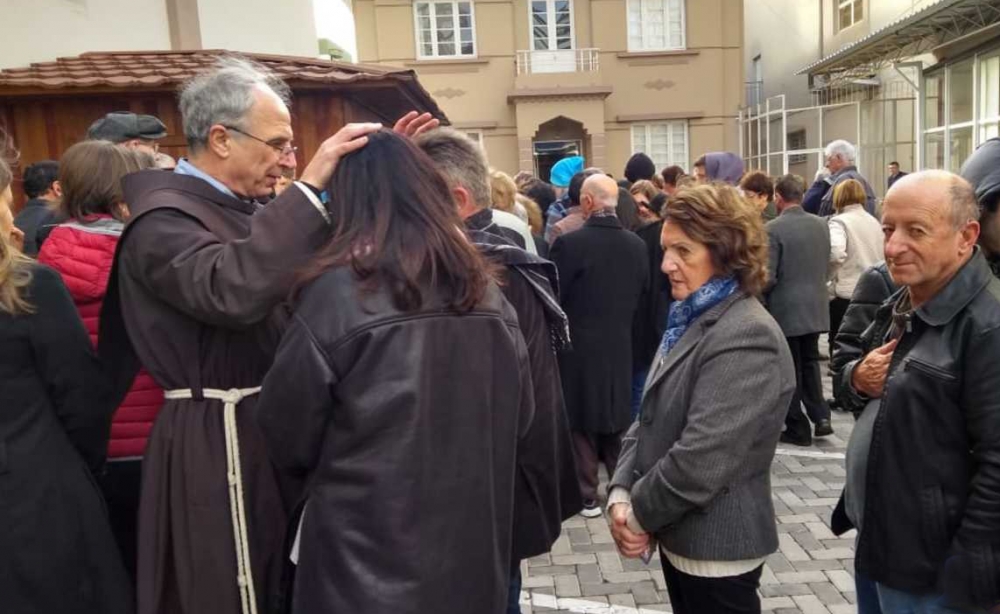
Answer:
[
  {"left": 830, "top": 262, "right": 896, "bottom": 415},
  {"left": 12, "top": 198, "right": 56, "bottom": 256},
  {"left": 814, "top": 166, "right": 877, "bottom": 217},
  {"left": 831, "top": 250, "right": 1000, "bottom": 609},
  {"left": 764, "top": 206, "right": 831, "bottom": 337},
  {"left": 634, "top": 220, "right": 672, "bottom": 373},
  {"left": 256, "top": 267, "right": 533, "bottom": 614},
  {"left": 551, "top": 215, "right": 649, "bottom": 433},
  {"left": 467, "top": 225, "right": 582, "bottom": 562},
  {"left": 0, "top": 265, "right": 132, "bottom": 614}
]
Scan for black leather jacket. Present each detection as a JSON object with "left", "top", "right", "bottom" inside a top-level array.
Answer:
[
  {"left": 831, "top": 262, "right": 897, "bottom": 415},
  {"left": 832, "top": 251, "right": 1000, "bottom": 609}
]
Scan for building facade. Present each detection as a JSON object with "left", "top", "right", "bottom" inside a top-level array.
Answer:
[
  {"left": 0, "top": 0, "right": 319, "bottom": 71},
  {"left": 352, "top": 0, "right": 744, "bottom": 179},
  {"left": 742, "top": 0, "right": 1000, "bottom": 197}
]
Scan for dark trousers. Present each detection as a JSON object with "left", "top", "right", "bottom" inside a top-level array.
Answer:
[
  {"left": 572, "top": 430, "right": 623, "bottom": 503},
  {"left": 507, "top": 564, "right": 522, "bottom": 614},
  {"left": 829, "top": 297, "right": 851, "bottom": 358},
  {"left": 661, "top": 553, "right": 763, "bottom": 614},
  {"left": 784, "top": 334, "right": 831, "bottom": 442},
  {"left": 98, "top": 458, "right": 143, "bottom": 584}
]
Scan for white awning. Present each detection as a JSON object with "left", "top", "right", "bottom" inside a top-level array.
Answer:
[{"left": 797, "top": 0, "right": 1000, "bottom": 80}]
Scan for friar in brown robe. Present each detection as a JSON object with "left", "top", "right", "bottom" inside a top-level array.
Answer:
[{"left": 97, "top": 59, "right": 423, "bottom": 614}]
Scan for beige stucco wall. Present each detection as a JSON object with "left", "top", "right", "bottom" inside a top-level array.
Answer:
[
  {"left": 0, "top": 0, "right": 173, "bottom": 70},
  {"left": 354, "top": 0, "right": 744, "bottom": 175}
]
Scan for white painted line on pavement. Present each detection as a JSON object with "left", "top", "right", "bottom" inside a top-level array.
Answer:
[
  {"left": 521, "top": 592, "right": 672, "bottom": 613},
  {"left": 775, "top": 448, "right": 846, "bottom": 460}
]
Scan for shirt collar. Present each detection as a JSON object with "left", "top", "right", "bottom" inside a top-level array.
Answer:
[{"left": 174, "top": 158, "right": 239, "bottom": 200}]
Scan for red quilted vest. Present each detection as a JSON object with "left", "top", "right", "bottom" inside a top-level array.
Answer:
[{"left": 38, "top": 215, "right": 164, "bottom": 459}]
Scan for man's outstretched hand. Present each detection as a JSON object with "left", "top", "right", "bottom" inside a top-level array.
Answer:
[{"left": 393, "top": 111, "right": 440, "bottom": 139}]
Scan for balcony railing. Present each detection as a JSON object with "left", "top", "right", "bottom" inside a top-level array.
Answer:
[{"left": 516, "top": 48, "right": 600, "bottom": 75}]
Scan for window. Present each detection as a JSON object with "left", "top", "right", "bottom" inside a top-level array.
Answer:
[
  {"left": 837, "top": 0, "right": 863, "bottom": 31},
  {"left": 922, "top": 56, "right": 993, "bottom": 172},
  {"left": 531, "top": 1, "right": 573, "bottom": 51},
  {"left": 627, "top": 0, "right": 685, "bottom": 52},
  {"left": 631, "top": 122, "right": 688, "bottom": 171},
  {"left": 465, "top": 131, "right": 484, "bottom": 148},
  {"left": 414, "top": 2, "right": 475, "bottom": 59},
  {"left": 787, "top": 129, "right": 807, "bottom": 164}
]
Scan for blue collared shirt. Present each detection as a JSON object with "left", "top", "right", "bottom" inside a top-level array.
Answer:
[{"left": 174, "top": 158, "right": 239, "bottom": 200}]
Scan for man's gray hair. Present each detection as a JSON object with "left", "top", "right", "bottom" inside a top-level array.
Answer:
[
  {"left": 413, "top": 127, "right": 491, "bottom": 208},
  {"left": 947, "top": 175, "right": 980, "bottom": 228},
  {"left": 824, "top": 139, "right": 857, "bottom": 163},
  {"left": 179, "top": 56, "right": 291, "bottom": 151}
]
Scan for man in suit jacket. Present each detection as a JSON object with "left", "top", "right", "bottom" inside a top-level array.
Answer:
[
  {"left": 765, "top": 175, "right": 834, "bottom": 446},
  {"left": 887, "top": 161, "right": 908, "bottom": 189},
  {"left": 551, "top": 174, "right": 649, "bottom": 517}
]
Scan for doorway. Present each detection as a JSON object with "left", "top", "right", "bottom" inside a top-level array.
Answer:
[{"left": 534, "top": 140, "right": 582, "bottom": 182}]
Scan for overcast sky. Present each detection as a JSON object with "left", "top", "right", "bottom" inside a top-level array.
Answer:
[{"left": 314, "top": 0, "right": 358, "bottom": 60}]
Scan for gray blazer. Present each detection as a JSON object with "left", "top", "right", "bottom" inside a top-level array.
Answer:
[
  {"left": 610, "top": 292, "right": 795, "bottom": 561},
  {"left": 764, "top": 206, "right": 832, "bottom": 337}
]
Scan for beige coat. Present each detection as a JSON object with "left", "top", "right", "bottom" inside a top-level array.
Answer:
[{"left": 828, "top": 204, "right": 884, "bottom": 300}]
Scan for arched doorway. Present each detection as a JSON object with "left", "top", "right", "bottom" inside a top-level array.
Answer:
[{"left": 534, "top": 116, "right": 588, "bottom": 182}]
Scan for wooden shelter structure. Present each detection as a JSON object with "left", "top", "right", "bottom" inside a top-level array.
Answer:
[{"left": 0, "top": 49, "right": 447, "bottom": 211}]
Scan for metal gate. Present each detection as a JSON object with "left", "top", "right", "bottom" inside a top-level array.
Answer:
[{"left": 738, "top": 95, "right": 861, "bottom": 185}]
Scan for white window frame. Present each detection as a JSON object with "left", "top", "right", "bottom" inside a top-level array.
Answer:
[
  {"left": 630, "top": 121, "right": 690, "bottom": 171},
  {"left": 414, "top": 1, "right": 477, "bottom": 60},
  {"left": 465, "top": 130, "right": 484, "bottom": 148},
  {"left": 836, "top": 0, "right": 863, "bottom": 32},
  {"left": 528, "top": 0, "right": 576, "bottom": 52},
  {"left": 626, "top": 0, "right": 686, "bottom": 53}
]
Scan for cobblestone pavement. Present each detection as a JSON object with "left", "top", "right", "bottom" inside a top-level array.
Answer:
[{"left": 520, "top": 350, "right": 858, "bottom": 614}]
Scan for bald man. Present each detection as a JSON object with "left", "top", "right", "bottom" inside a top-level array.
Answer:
[
  {"left": 550, "top": 173, "right": 650, "bottom": 517},
  {"left": 831, "top": 171, "right": 1000, "bottom": 611}
]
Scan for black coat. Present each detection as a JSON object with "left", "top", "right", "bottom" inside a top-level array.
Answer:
[
  {"left": 831, "top": 251, "right": 1000, "bottom": 609},
  {"left": 12, "top": 198, "right": 56, "bottom": 257},
  {"left": 830, "top": 262, "right": 897, "bottom": 415},
  {"left": 634, "top": 220, "right": 671, "bottom": 372},
  {"left": 764, "top": 207, "right": 831, "bottom": 337},
  {"left": 467, "top": 226, "right": 582, "bottom": 562},
  {"left": 551, "top": 215, "right": 649, "bottom": 433},
  {"left": 0, "top": 265, "right": 132, "bottom": 614},
  {"left": 256, "top": 267, "right": 533, "bottom": 614}
]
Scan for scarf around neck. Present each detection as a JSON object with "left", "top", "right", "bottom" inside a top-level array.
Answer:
[{"left": 660, "top": 276, "right": 738, "bottom": 355}]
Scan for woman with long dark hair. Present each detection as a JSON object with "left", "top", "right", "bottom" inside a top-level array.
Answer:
[
  {"left": 255, "top": 129, "right": 532, "bottom": 614},
  {"left": 0, "top": 151, "right": 132, "bottom": 613}
]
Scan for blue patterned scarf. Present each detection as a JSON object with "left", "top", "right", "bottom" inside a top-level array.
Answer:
[{"left": 660, "top": 276, "right": 738, "bottom": 355}]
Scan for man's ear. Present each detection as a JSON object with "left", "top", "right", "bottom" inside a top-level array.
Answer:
[
  {"left": 207, "top": 124, "right": 232, "bottom": 159},
  {"left": 452, "top": 185, "right": 476, "bottom": 218},
  {"left": 49, "top": 181, "right": 63, "bottom": 199},
  {"left": 960, "top": 220, "right": 981, "bottom": 255}
]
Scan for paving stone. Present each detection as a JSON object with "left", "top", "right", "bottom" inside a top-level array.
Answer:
[
  {"left": 808, "top": 548, "right": 855, "bottom": 561},
  {"left": 567, "top": 527, "right": 591, "bottom": 546},
  {"left": 551, "top": 553, "right": 596, "bottom": 565},
  {"left": 761, "top": 596, "right": 796, "bottom": 610},
  {"left": 778, "top": 533, "right": 811, "bottom": 562},
  {"left": 571, "top": 543, "right": 619, "bottom": 554},
  {"left": 597, "top": 551, "right": 624, "bottom": 574},
  {"left": 631, "top": 580, "right": 661, "bottom": 605},
  {"left": 775, "top": 571, "right": 828, "bottom": 584},
  {"left": 603, "top": 571, "right": 651, "bottom": 583},
  {"left": 778, "top": 514, "right": 822, "bottom": 524},
  {"left": 580, "top": 582, "right": 636, "bottom": 597},
  {"left": 576, "top": 563, "right": 602, "bottom": 585},
  {"left": 523, "top": 575, "right": 554, "bottom": 589},
  {"left": 805, "top": 522, "right": 836, "bottom": 540},
  {"left": 609, "top": 593, "right": 636, "bottom": 608},
  {"left": 808, "top": 582, "right": 847, "bottom": 605},
  {"left": 787, "top": 559, "right": 843, "bottom": 572},
  {"left": 824, "top": 570, "right": 854, "bottom": 593},
  {"left": 553, "top": 575, "right": 581, "bottom": 598},
  {"left": 528, "top": 565, "right": 577, "bottom": 576},
  {"left": 760, "top": 583, "right": 814, "bottom": 597},
  {"left": 529, "top": 554, "right": 551, "bottom": 567},
  {"left": 766, "top": 552, "right": 795, "bottom": 572},
  {"left": 793, "top": 594, "right": 831, "bottom": 613}
]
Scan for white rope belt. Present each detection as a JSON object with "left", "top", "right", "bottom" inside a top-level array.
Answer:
[{"left": 163, "top": 386, "right": 262, "bottom": 614}]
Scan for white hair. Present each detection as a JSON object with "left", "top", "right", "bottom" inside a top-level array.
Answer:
[
  {"left": 179, "top": 56, "right": 291, "bottom": 151},
  {"left": 824, "top": 139, "right": 857, "bottom": 163}
]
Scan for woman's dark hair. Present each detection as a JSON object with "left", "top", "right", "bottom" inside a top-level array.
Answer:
[
  {"left": 647, "top": 192, "right": 668, "bottom": 217},
  {"left": 298, "top": 129, "right": 493, "bottom": 312},
  {"left": 522, "top": 178, "right": 556, "bottom": 212},
  {"left": 60, "top": 140, "right": 154, "bottom": 222},
  {"left": 616, "top": 188, "right": 644, "bottom": 231}
]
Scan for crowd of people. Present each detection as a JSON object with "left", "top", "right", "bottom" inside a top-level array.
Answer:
[{"left": 1, "top": 55, "right": 999, "bottom": 614}]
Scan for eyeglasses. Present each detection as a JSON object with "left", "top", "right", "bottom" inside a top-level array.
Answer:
[{"left": 223, "top": 125, "right": 298, "bottom": 158}]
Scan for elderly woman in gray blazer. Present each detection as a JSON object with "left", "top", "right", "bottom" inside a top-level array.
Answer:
[{"left": 608, "top": 183, "right": 796, "bottom": 614}]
